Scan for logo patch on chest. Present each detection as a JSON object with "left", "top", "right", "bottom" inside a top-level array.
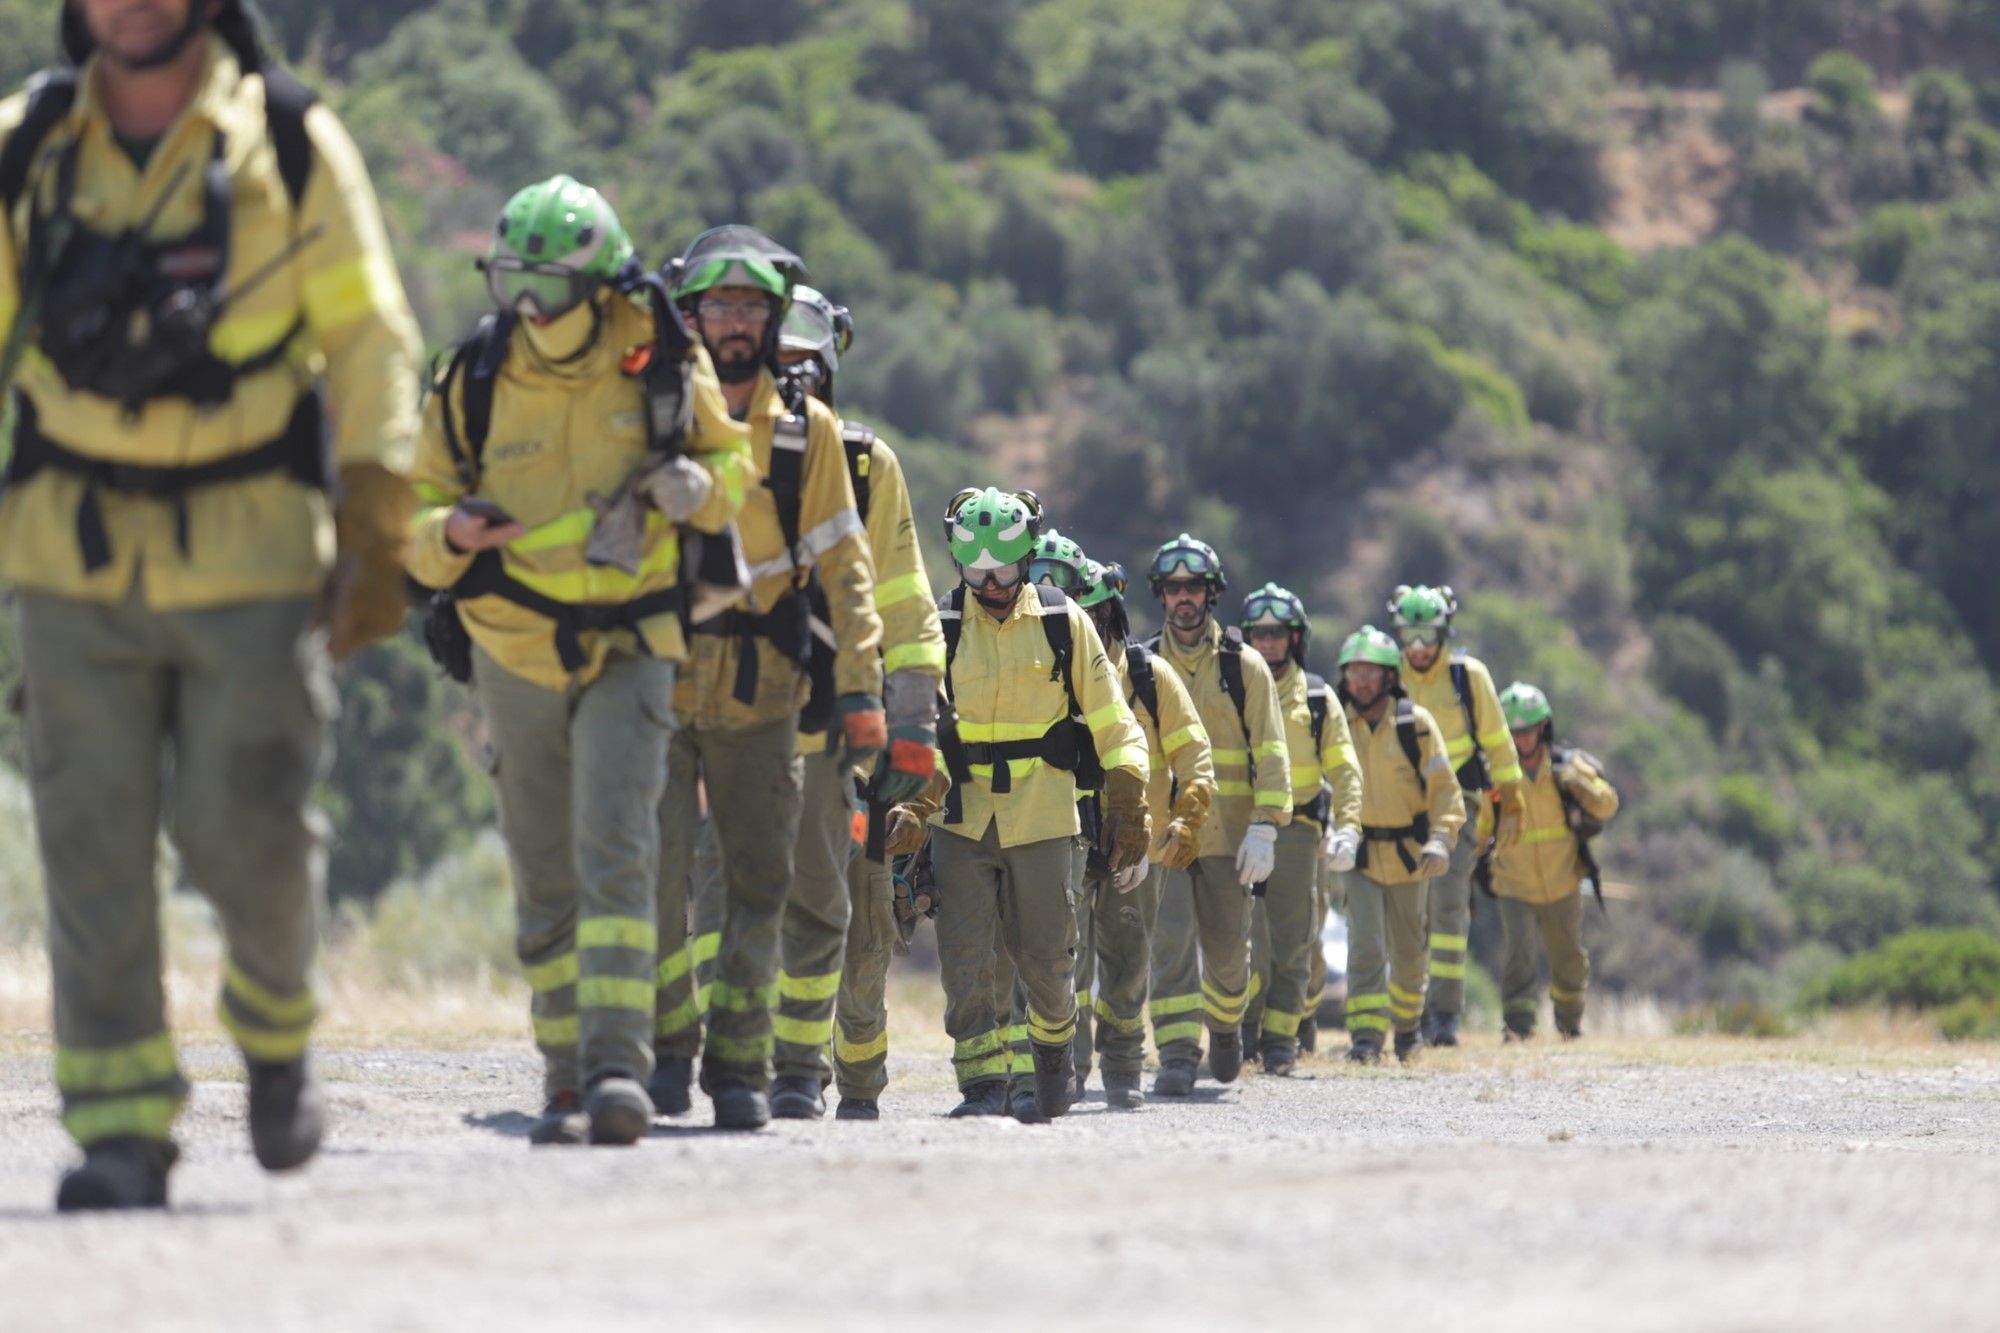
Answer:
[{"left": 488, "top": 439, "right": 542, "bottom": 463}]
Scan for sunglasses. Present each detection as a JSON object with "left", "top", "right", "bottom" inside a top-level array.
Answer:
[
  {"left": 1244, "top": 625, "right": 1292, "bottom": 642},
  {"left": 1159, "top": 578, "right": 1208, "bottom": 596}
]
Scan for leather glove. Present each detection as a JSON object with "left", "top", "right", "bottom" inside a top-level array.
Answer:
[
  {"left": 1153, "top": 778, "right": 1213, "bottom": 871},
  {"left": 1113, "top": 856, "right": 1150, "bottom": 894},
  {"left": 324, "top": 464, "right": 416, "bottom": 662},
  {"left": 1100, "top": 768, "right": 1153, "bottom": 874},
  {"left": 1417, "top": 836, "right": 1451, "bottom": 879},
  {"left": 1322, "top": 825, "right": 1361, "bottom": 874},
  {"left": 1235, "top": 821, "right": 1277, "bottom": 888},
  {"left": 1494, "top": 781, "right": 1528, "bottom": 852},
  {"left": 638, "top": 456, "right": 713, "bottom": 523},
  {"left": 829, "top": 692, "right": 887, "bottom": 774},
  {"left": 884, "top": 803, "right": 930, "bottom": 858},
  {"left": 870, "top": 668, "right": 940, "bottom": 803}
]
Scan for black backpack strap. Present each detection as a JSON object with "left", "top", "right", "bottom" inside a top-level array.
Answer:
[
  {"left": 1126, "top": 641, "right": 1160, "bottom": 732},
  {"left": 766, "top": 412, "right": 809, "bottom": 564},
  {"left": 1304, "top": 671, "right": 1330, "bottom": 753},
  {"left": 0, "top": 71, "right": 78, "bottom": 214},
  {"left": 1449, "top": 656, "right": 1492, "bottom": 790},
  {"left": 1394, "top": 695, "right": 1424, "bottom": 778},
  {"left": 1217, "top": 626, "right": 1251, "bottom": 741},
  {"left": 257, "top": 65, "right": 318, "bottom": 208},
  {"left": 840, "top": 422, "right": 875, "bottom": 519},
  {"left": 938, "top": 585, "right": 968, "bottom": 823},
  {"left": 1550, "top": 745, "right": 1609, "bottom": 913},
  {"left": 431, "top": 313, "right": 510, "bottom": 489}
]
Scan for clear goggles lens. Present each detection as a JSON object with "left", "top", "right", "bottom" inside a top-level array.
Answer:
[
  {"left": 1029, "top": 558, "right": 1082, "bottom": 591},
  {"left": 484, "top": 260, "right": 593, "bottom": 321},
  {"left": 963, "top": 562, "right": 1024, "bottom": 590},
  {"left": 1396, "top": 625, "right": 1443, "bottom": 647}
]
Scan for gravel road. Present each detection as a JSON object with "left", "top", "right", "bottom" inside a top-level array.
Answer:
[{"left": 1, "top": 1035, "right": 1995, "bottom": 1331}]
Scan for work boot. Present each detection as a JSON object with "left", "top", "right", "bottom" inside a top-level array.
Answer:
[
  {"left": 55, "top": 1137, "right": 178, "bottom": 1212},
  {"left": 1560, "top": 1025, "right": 1583, "bottom": 1041},
  {"left": 1260, "top": 1043, "right": 1297, "bottom": 1077},
  {"left": 1240, "top": 1021, "right": 1259, "bottom": 1059},
  {"left": 1032, "top": 1041, "right": 1076, "bottom": 1120},
  {"left": 1103, "top": 1071, "right": 1144, "bottom": 1111},
  {"left": 1420, "top": 1009, "right": 1438, "bottom": 1045},
  {"left": 834, "top": 1097, "right": 879, "bottom": 1121},
  {"left": 1207, "top": 1028, "right": 1243, "bottom": 1084},
  {"left": 710, "top": 1081, "right": 771, "bottom": 1131},
  {"left": 1430, "top": 1013, "right": 1461, "bottom": 1048},
  {"left": 247, "top": 1056, "right": 325, "bottom": 1172},
  {"left": 1345, "top": 1039, "right": 1382, "bottom": 1066},
  {"left": 1503, "top": 1028, "right": 1533, "bottom": 1045},
  {"left": 528, "top": 1090, "right": 588, "bottom": 1146},
  {"left": 1070, "top": 1067, "right": 1088, "bottom": 1103},
  {"left": 1150, "top": 1059, "right": 1197, "bottom": 1097},
  {"left": 948, "top": 1079, "right": 1008, "bottom": 1118},
  {"left": 1298, "top": 1015, "right": 1318, "bottom": 1054},
  {"left": 1009, "top": 1086, "right": 1046, "bottom": 1124},
  {"left": 584, "top": 1076, "right": 652, "bottom": 1145},
  {"left": 1394, "top": 1030, "right": 1424, "bottom": 1064},
  {"left": 646, "top": 1052, "right": 693, "bottom": 1116},
  {"left": 769, "top": 1074, "right": 826, "bottom": 1121}
]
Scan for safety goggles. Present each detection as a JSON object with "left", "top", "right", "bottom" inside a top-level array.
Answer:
[
  {"left": 1395, "top": 625, "right": 1444, "bottom": 648},
  {"left": 480, "top": 258, "right": 595, "bottom": 322},
  {"left": 1029, "top": 558, "right": 1083, "bottom": 591},
  {"left": 1157, "top": 550, "right": 1217, "bottom": 579},
  {"left": 962, "top": 562, "right": 1024, "bottom": 591},
  {"left": 696, "top": 297, "right": 773, "bottom": 327}
]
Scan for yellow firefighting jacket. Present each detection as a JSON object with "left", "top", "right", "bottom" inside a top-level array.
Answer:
[
  {"left": 1476, "top": 749, "right": 1619, "bottom": 905},
  {"left": 0, "top": 40, "right": 420, "bottom": 607},
  {"left": 1345, "top": 695, "right": 1465, "bottom": 887},
  {"left": 932, "top": 589, "right": 1145, "bottom": 848},
  {"left": 1274, "top": 662, "right": 1361, "bottom": 834},
  {"left": 1111, "top": 639, "right": 1214, "bottom": 830},
  {"left": 405, "top": 297, "right": 753, "bottom": 691},
  {"left": 1402, "top": 650, "right": 1523, "bottom": 790},
  {"left": 676, "top": 372, "right": 881, "bottom": 730},
  {"left": 1154, "top": 620, "right": 1290, "bottom": 857},
  {"left": 794, "top": 423, "right": 942, "bottom": 757}
]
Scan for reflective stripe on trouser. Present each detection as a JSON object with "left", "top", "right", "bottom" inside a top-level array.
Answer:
[
  {"left": 1005, "top": 838, "right": 1091, "bottom": 1092},
  {"left": 1148, "top": 855, "right": 1252, "bottom": 1064},
  {"left": 20, "top": 590, "right": 328, "bottom": 1147},
  {"left": 475, "top": 645, "right": 676, "bottom": 1100},
  {"left": 832, "top": 837, "right": 896, "bottom": 1100},
  {"left": 1244, "top": 822, "right": 1319, "bottom": 1054},
  {"left": 775, "top": 749, "right": 857, "bottom": 1081},
  {"left": 1423, "top": 794, "right": 1482, "bottom": 1017},
  {"left": 655, "top": 714, "right": 804, "bottom": 1091},
  {"left": 1499, "top": 892, "right": 1590, "bottom": 1036},
  {"left": 653, "top": 814, "right": 725, "bottom": 1059},
  {"left": 1085, "top": 859, "right": 1157, "bottom": 1075},
  {"left": 932, "top": 823, "right": 1078, "bottom": 1092},
  {"left": 1342, "top": 870, "right": 1431, "bottom": 1042}
]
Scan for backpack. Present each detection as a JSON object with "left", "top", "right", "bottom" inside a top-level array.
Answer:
[
  {"left": 1473, "top": 745, "right": 1610, "bottom": 912},
  {"left": 1348, "top": 690, "right": 1431, "bottom": 874},
  {"left": 1126, "top": 640, "right": 1160, "bottom": 733},
  {"left": 1447, "top": 656, "right": 1493, "bottom": 791},
  {"left": 789, "top": 416, "right": 880, "bottom": 735},
  {"left": 1143, "top": 626, "right": 1250, "bottom": 744}
]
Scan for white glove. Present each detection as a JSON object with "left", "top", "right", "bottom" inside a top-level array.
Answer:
[
  {"left": 1235, "top": 822, "right": 1277, "bottom": 888},
  {"left": 640, "top": 457, "right": 713, "bottom": 522},
  {"left": 1114, "top": 856, "right": 1150, "bottom": 894},
  {"left": 1322, "top": 825, "right": 1360, "bottom": 874},
  {"left": 1416, "top": 837, "right": 1451, "bottom": 879}
]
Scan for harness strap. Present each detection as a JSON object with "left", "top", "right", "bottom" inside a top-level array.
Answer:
[
  {"left": 454, "top": 550, "right": 685, "bottom": 673},
  {"left": 1357, "top": 812, "right": 1430, "bottom": 874},
  {"left": 688, "top": 589, "right": 814, "bottom": 706}
]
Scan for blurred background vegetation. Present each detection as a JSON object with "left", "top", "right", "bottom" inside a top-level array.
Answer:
[{"left": 2, "top": 0, "right": 1998, "bottom": 1029}]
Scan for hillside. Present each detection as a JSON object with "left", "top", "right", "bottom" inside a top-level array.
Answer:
[{"left": 1, "top": 0, "right": 1996, "bottom": 1015}]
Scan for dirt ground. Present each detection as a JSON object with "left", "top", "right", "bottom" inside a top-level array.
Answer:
[{"left": 0, "top": 1002, "right": 1997, "bottom": 1333}]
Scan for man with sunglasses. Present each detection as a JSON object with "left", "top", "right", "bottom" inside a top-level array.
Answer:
[
  {"left": 1142, "top": 535, "right": 1291, "bottom": 1097},
  {"left": 649, "top": 227, "right": 887, "bottom": 1131},
  {"left": 408, "top": 176, "right": 754, "bottom": 1148},
  {"left": 1386, "top": 584, "right": 1525, "bottom": 1049},
  {"left": 887, "top": 489, "right": 1149, "bottom": 1120},
  {"left": 1238, "top": 583, "right": 1362, "bottom": 1076}
]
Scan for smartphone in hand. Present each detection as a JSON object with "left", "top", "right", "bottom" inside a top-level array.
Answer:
[{"left": 458, "top": 497, "right": 517, "bottom": 528}]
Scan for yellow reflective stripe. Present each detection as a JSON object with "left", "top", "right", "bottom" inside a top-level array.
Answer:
[
  {"left": 778, "top": 970, "right": 842, "bottom": 1002},
  {"left": 1519, "top": 826, "right": 1570, "bottom": 844},
  {"left": 1549, "top": 984, "right": 1585, "bottom": 1002},
  {"left": 773, "top": 1013, "right": 835, "bottom": 1047},
  {"left": 883, "top": 640, "right": 946, "bottom": 676},
  {"left": 209, "top": 306, "right": 299, "bottom": 362},
  {"left": 505, "top": 537, "right": 680, "bottom": 601},
  {"left": 1246, "top": 972, "right": 1265, "bottom": 1004},
  {"left": 656, "top": 932, "right": 720, "bottom": 986},
  {"left": 1083, "top": 701, "right": 1125, "bottom": 729},
  {"left": 1201, "top": 979, "right": 1248, "bottom": 1023},
  {"left": 1489, "top": 762, "right": 1524, "bottom": 786},
  {"left": 875, "top": 570, "right": 929, "bottom": 609},
  {"left": 1255, "top": 788, "right": 1291, "bottom": 809},
  {"left": 1149, "top": 992, "right": 1202, "bottom": 1016},
  {"left": 1092, "top": 998, "right": 1147, "bottom": 1034},
  {"left": 1254, "top": 739, "right": 1287, "bottom": 759},
  {"left": 534, "top": 1014, "right": 580, "bottom": 1046},
  {"left": 578, "top": 917, "right": 658, "bottom": 952},
  {"left": 577, "top": 977, "right": 656, "bottom": 1011},
  {"left": 64, "top": 1093, "right": 184, "bottom": 1145},
  {"left": 1004, "top": 1024, "right": 1028, "bottom": 1046},
  {"left": 524, "top": 954, "right": 579, "bottom": 992},
  {"left": 1289, "top": 762, "right": 1324, "bottom": 789},
  {"left": 303, "top": 251, "right": 404, "bottom": 333},
  {"left": 1388, "top": 982, "right": 1424, "bottom": 1005},
  {"left": 223, "top": 1017, "right": 312, "bottom": 1063},
  {"left": 55, "top": 1034, "right": 179, "bottom": 1093},
  {"left": 511, "top": 509, "right": 600, "bottom": 554},
  {"left": 836, "top": 1030, "right": 889, "bottom": 1063},
  {"left": 1153, "top": 1020, "right": 1203, "bottom": 1044},
  {"left": 223, "top": 963, "right": 317, "bottom": 1027},
  {"left": 1026, "top": 1008, "right": 1076, "bottom": 1046},
  {"left": 653, "top": 1001, "right": 702, "bottom": 1038},
  {"left": 1162, "top": 724, "right": 1205, "bottom": 754},
  {"left": 957, "top": 1053, "right": 1010, "bottom": 1080},
  {"left": 956, "top": 1029, "right": 1005, "bottom": 1056},
  {"left": 1430, "top": 933, "right": 1468, "bottom": 951},
  {"left": 1097, "top": 743, "right": 1145, "bottom": 773},
  {"left": 1214, "top": 780, "right": 1252, "bottom": 797},
  {"left": 1477, "top": 727, "right": 1513, "bottom": 750},
  {"left": 1010, "top": 1050, "right": 1035, "bottom": 1076},
  {"left": 1261, "top": 1009, "right": 1302, "bottom": 1037},
  {"left": 1346, "top": 1013, "right": 1390, "bottom": 1033},
  {"left": 1329, "top": 743, "right": 1359, "bottom": 773},
  {"left": 1347, "top": 992, "right": 1390, "bottom": 1012},
  {"left": 709, "top": 981, "right": 778, "bottom": 1013},
  {"left": 1431, "top": 961, "right": 1467, "bottom": 979},
  {"left": 707, "top": 1033, "right": 774, "bottom": 1064},
  {"left": 1444, "top": 734, "right": 1475, "bottom": 761},
  {"left": 957, "top": 718, "right": 1065, "bottom": 742},
  {"left": 1211, "top": 747, "right": 1250, "bottom": 765},
  {"left": 413, "top": 484, "right": 456, "bottom": 507}
]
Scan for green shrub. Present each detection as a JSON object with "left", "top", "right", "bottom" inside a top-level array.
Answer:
[
  {"left": 1804, "top": 51, "right": 1879, "bottom": 136},
  {"left": 1853, "top": 204, "right": 1935, "bottom": 288},
  {"left": 1936, "top": 997, "right": 2000, "bottom": 1041},
  {"left": 1807, "top": 928, "right": 2000, "bottom": 1010}
]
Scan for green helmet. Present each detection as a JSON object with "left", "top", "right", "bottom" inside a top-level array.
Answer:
[
  {"left": 944, "top": 487, "right": 1043, "bottom": 581},
  {"left": 1077, "top": 559, "right": 1127, "bottom": 610},
  {"left": 1242, "top": 582, "right": 1308, "bottom": 632},
  {"left": 1337, "top": 625, "right": 1402, "bottom": 670},
  {"left": 1387, "top": 584, "right": 1458, "bottom": 644},
  {"left": 483, "top": 175, "right": 635, "bottom": 320},
  {"left": 1499, "top": 681, "right": 1552, "bottom": 731},
  {"left": 670, "top": 224, "right": 806, "bottom": 302},
  {"left": 1030, "top": 529, "right": 1089, "bottom": 596},
  {"left": 1149, "top": 533, "right": 1226, "bottom": 596}
]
